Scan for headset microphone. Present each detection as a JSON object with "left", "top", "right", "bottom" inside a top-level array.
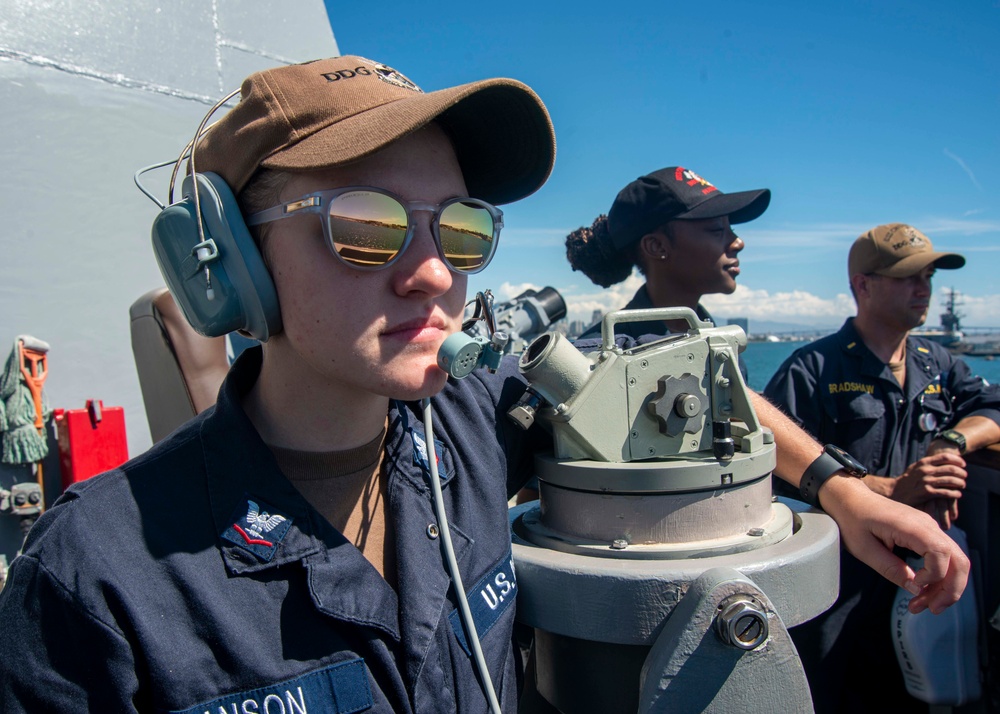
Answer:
[
  {"left": 437, "top": 290, "right": 509, "bottom": 379},
  {"left": 437, "top": 331, "right": 508, "bottom": 379},
  {"left": 438, "top": 290, "right": 510, "bottom": 379}
]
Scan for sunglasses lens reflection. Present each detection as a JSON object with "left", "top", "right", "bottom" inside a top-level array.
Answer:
[
  {"left": 439, "top": 200, "right": 496, "bottom": 273},
  {"left": 327, "top": 191, "right": 408, "bottom": 268},
  {"left": 326, "top": 191, "right": 496, "bottom": 272}
]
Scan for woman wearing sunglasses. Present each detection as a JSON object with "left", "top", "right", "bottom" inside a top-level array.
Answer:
[{"left": 0, "top": 57, "right": 969, "bottom": 713}]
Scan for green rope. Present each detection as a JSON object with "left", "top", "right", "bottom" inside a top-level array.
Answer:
[{"left": 0, "top": 336, "right": 51, "bottom": 465}]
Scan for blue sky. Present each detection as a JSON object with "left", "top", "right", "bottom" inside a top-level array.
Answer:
[{"left": 323, "top": 1, "right": 1000, "bottom": 330}]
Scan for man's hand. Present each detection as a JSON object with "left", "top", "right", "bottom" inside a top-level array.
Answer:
[
  {"left": 751, "top": 391, "right": 969, "bottom": 612},
  {"left": 892, "top": 452, "right": 967, "bottom": 506},
  {"left": 928, "top": 498, "right": 959, "bottom": 531},
  {"left": 889, "top": 451, "right": 967, "bottom": 529},
  {"left": 819, "top": 476, "right": 969, "bottom": 614},
  {"left": 864, "top": 451, "right": 967, "bottom": 528}
]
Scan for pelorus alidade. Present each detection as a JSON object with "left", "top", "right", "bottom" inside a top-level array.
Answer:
[{"left": 509, "top": 307, "right": 838, "bottom": 714}]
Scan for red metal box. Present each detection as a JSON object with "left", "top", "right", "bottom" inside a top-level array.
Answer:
[{"left": 54, "top": 400, "right": 129, "bottom": 491}]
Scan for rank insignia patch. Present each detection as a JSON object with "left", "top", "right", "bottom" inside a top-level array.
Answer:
[
  {"left": 411, "top": 429, "right": 450, "bottom": 481},
  {"left": 222, "top": 496, "right": 293, "bottom": 562}
]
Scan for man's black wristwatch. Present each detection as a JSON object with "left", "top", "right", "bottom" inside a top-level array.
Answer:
[
  {"left": 935, "top": 428, "right": 967, "bottom": 454},
  {"left": 799, "top": 444, "right": 868, "bottom": 509}
]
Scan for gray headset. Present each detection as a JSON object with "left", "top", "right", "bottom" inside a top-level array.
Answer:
[{"left": 137, "top": 90, "right": 282, "bottom": 341}]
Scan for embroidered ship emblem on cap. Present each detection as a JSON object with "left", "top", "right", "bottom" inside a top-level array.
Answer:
[
  {"left": 878, "top": 224, "right": 927, "bottom": 249},
  {"left": 373, "top": 63, "right": 422, "bottom": 92},
  {"left": 222, "top": 497, "right": 293, "bottom": 562},
  {"left": 675, "top": 167, "right": 718, "bottom": 194}
]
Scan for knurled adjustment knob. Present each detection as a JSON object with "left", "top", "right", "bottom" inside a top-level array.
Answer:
[{"left": 648, "top": 373, "right": 707, "bottom": 437}]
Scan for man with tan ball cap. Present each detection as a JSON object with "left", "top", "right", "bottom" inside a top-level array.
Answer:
[{"left": 765, "top": 222, "right": 1000, "bottom": 713}]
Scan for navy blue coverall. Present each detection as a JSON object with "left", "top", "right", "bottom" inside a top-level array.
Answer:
[
  {"left": 764, "top": 317, "right": 1000, "bottom": 714},
  {"left": 0, "top": 347, "right": 544, "bottom": 713}
]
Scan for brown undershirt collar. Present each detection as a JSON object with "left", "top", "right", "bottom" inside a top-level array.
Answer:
[
  {"left": 267, "top": 422, "right": 395, "bottom": 586},
  {"left": 889, "top": 344, "right": 906, "bottom": 386}
]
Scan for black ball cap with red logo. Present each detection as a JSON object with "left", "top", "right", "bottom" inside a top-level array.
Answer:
[{"left": 608, "top": 167, "right": 771, "bottom": 250}]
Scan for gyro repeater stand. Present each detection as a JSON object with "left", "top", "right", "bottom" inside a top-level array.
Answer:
[{"left": 510, "top": 307, "right": 839, "bottom": 714}]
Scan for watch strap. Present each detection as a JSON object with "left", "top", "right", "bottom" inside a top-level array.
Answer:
[
  {"left": 936, "top": 429, "right": 967, "bottom": 454},
  {"left": 799, "top": 452, "right": 848, "bottom": 509}
]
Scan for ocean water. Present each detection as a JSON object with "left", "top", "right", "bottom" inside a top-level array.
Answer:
[{"left": 743, "top": 340, "right": 1000, "bottom": 394}]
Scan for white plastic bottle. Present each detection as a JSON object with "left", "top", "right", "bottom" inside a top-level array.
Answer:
[{"left": 891, "top": 525, "right": 981, "bottom": 705}]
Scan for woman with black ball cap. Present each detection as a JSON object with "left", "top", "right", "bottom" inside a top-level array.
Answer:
[{"left": 567, "top": 166, "right": 769, "bottom": 339}]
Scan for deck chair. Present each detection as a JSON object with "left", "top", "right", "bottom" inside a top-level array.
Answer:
[{"left": 128, "top": 288, "right": 231, "bottom": 443}]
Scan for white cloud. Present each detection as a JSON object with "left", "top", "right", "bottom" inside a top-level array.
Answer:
[
  {"left": 914, "top": 217, "right": 1000, "bottom": 235},
  {"left": 494, "top": 281, "right": 542, "bottom": 302},
  {"left": 940, "top": 292, "right": 1000, "bottom": 328},
  {"left": 490, "top": 279, "right": 632, "bottom": 322},
  {"left": 492, "top": 216, "right": 999, "bottom": 256},
  {"left": 556, "top": 277, "right": 856, "bottom": 328},
  {"left": 556, "top": 274, "right": 646, "bottom": 324},
  {"left": 701, "top": 285, "right": 856, "bottom": 325},
  {"left": 556, "top": 280, "right": 1000, "bottom": 330},
  {"left": 738, "top": 224, "right": 871, "bottom": 248},
  {"left": 943, "top": 149, "right": 983, "bottom": 191},
  {"left": 491, "top": 215, "right": 1000, "bottom": 329},
  {"left": 740, "top": 217, "right": 1000, "bottom": 251}
]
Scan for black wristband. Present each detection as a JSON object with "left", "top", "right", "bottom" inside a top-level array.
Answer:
[
  {"left": 799, "top": 453, "right": 844, "bottom": 508},
  {"left": 799, "top": 444, "right": 867, "bottom": 508}
]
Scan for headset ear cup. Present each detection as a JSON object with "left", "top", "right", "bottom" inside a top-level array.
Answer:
[{"left": 150, "top": 172, "right": 282, "bottom": 341}]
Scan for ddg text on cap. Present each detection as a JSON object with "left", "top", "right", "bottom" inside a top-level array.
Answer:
[{"left": 194, "top": 56, "right": 556, "bottom": 206}]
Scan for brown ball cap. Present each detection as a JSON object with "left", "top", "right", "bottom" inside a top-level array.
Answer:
[
  {"left": 192, "top": 56, "right": 556, "bottom": 206},
  {"left": 848, "top": 223, "right": 965, "bottom": 279}
]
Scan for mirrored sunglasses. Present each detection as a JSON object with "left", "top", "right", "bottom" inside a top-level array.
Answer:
[{"left": 247, "top": 187, "right": 503, "bottom": 274}]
